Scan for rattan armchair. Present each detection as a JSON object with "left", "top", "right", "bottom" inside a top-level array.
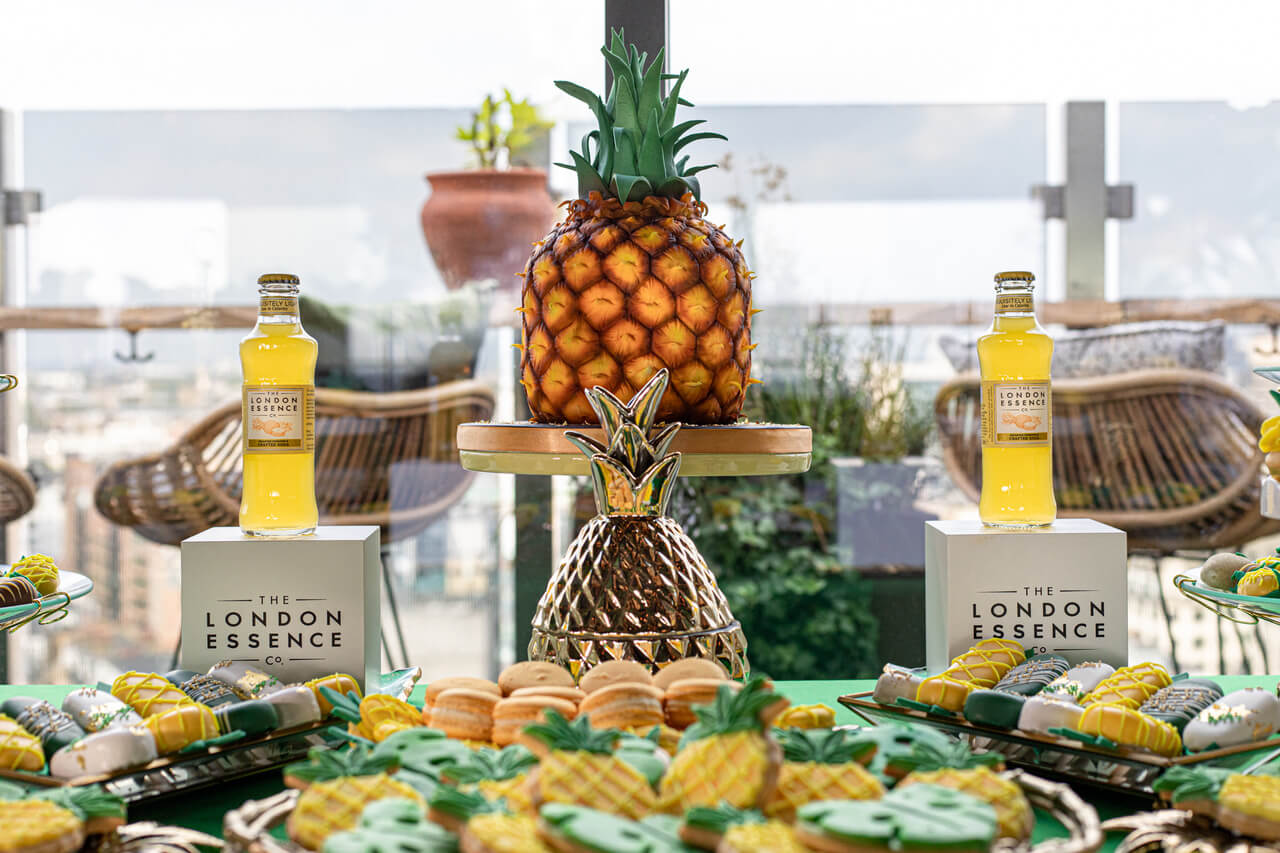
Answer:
[
  {"left": 93, "top": 381, "right": 496, "bottom": 548},
  {"left": 934, "top": 369, "right": 1280, "bottom": 553}
]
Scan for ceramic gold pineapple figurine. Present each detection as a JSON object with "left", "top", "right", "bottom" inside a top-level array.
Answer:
[{"left": 527, "top": 369, "right": 748, "bottom": 677}]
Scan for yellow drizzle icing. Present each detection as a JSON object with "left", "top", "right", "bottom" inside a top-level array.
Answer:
[
  {"left": 1238, "top": 568, "right": 1280, "bottom": 597},
  {"left": 290, "top": 773, "right": 423, "bottom": 850},
  {"left": 540, "top": 751, "right": 657, "bottom": 819},
  {"left": 0, "top": 715, "right": 44, "bottom": 771},
  {"left": 942, "top": 639, "right": 1026, "bottom": 688},
  {"left": 1083, "top": 663, "right": 1171, "bottom": 709},
  {"left": 1220, "top": 774, "right": 1280, "bottom": 821},
  {"left": 144, "top": 703, "right": 219, "bottom": 753},
  {"left": 660, "top": 730, "right": 770, "bottom": 812},
  {"left": 465, "top": 813, "right": 550, "bottom": 853},
  {"left": 916, "top": 675, "right": 975, "bottom": 712},
  {"left": 766, "top": 761, "right": 884, "bottom": 819},
  {"left": 0, "top": 800, "right": 83, "bottom": 847},
  {"left": 350, "top": 694, "right": 422, "bottom": 742},
  {"left": 111, "top": 671, "right": 194, "bottom": 718},
  {"left": 1077, "top": 702, "right": 1182, "bottom": 756},
  {"left": 775, "top": 704, "right": 836, "bottom": 730},
  {"left": 9, "top": 554, "right": 59, "bottom": 596}
]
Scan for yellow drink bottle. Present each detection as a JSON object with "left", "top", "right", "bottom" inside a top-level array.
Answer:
[
  {"left": 978, "top": 270, "right": 1056, "bottom": 527},
  {"left": 239, "top": 273, "right": 318, "bottom": 536}
]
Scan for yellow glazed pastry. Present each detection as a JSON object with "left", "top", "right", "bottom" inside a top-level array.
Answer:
[
  {"left": 916, "top": 675, "right": 975, "bottom": 712},
  {"left": 774, "top": 703, "right": 836, "bottom": 730},
  {"left": 0, "top": 713, "right": 44, "bottom": 771},
  {"left": 288, "top": 773, "right": 423, "bottom": 850},
  {"left": 9, "top": 553, "right": 60, "bottom": 596},
  {"left": 942, "top": 638, "right": 1025, "bottom": 688},
  {"left": 351, "top": 694, "right": 421, "bottom": 743},
  {"left": 1076, "top": 702, "right": 1182, "bottom": 756},
  {"left": 1083, "top": 663, "right": 1171, "bottom": 709},
  {"left": 305, "top": 673, "right": 361, "bottom": 716},
  {"left": 145, "top": 702, "right": 219, "bottom": 753},
  {"left": 1238, "top": 567, "right": 1280, "bottom": 598},
  {"left": 111, "top": 671, "right": 194, "bottom": 718},
  {"left": 0, "top": 799, "right": 85, "bottom": 853}
]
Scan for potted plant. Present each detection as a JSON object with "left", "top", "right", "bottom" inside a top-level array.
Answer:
[{"left": 420, "top": 90, "right": 557, "bottom": 292}]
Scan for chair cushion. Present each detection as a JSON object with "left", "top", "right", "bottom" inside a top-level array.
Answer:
[{"left": 939, "top": 320, "right": 1226, "bottom": 377}]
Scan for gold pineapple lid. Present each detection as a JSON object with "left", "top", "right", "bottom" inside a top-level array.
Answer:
[{"left": 563, "top": 370, "right": 682, "bottom": 518}]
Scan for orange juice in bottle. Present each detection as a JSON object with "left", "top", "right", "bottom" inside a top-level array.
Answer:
[
  {"left": 239, "top": 273, "right": 318, "bottom": 536},
  {"left": 978, "top": 271, "right": 1055, "bottom": 527}
]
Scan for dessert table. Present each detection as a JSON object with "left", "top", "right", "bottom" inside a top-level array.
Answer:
[{"left": 11, "top": 676, "right": 1275, "bottom": 847}]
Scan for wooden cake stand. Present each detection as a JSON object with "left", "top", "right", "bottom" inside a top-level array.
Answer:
[{"left": 457, "top": 421, "right": 812, "bottom": 477}]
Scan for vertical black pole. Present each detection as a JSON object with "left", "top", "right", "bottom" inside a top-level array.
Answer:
[{"left": 604, "top": 0, "right": 669, "bottom": 88}]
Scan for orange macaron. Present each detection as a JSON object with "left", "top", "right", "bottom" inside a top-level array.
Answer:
[
  {"left": 664, "top": 677, "right": 741, "bottom": 729},
  {"left": 422, "top": 677, "right": 501, "bottom": 715},
  {"left": 497, "top": 661, "right": 576, "bottom": 696},
  {"left": 652, "top": 657, "right": 729, "bottom": 691},
  {"left": 578, "top": 660, "right": 655, "bottom": 694},
  {"left": 428, "top": 688, "right": 500, "bottom": 742},
  {"left": 492, "top": 696, "right": 579, "bottom": 747},
  {"left": 509, "top": 685, "right": 586, "bottom": 706},
  {"left": 578, "top": 682, "right": 664, "bottom": 730}
]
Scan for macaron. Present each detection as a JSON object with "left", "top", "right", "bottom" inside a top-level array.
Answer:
[
  {"left": 428, "top": 688, "right": 499, "bottom": 742},
  {"left": 579, "top": 660, "right": 655, "bottom": 694},
  {"left": 422, "top": 677, "right": 501, "bottom": 713},
  {"left": 492, "top": 696, "right": 578, "bottom": 747},
  {"left": 578, "top": 682, "right": 664, "bottom": 730},
  {"left": 509, "top": 685, "right": 585, "bottom": 706},
  {"left": 497, "top": 661, "right": 575, "bottom": 696},
  {"left": 653, "top": 657, "right": 729, "bottom": 691},
  {"left": 664, "top": 678, "right": 742, "bottom": 729}
]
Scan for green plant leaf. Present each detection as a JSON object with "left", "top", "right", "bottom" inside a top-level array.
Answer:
[
  {"left": 660, "top": 70, "right": 689, "bottom": 133},
  {"left": 613, "top": 127, "right": 639, "bottom": 176},
  {"left": 673, "top": 131, "right": 728, "bottom": 155},
  {"left": 638, "top": 109, "right": 667, "bottom": 180},
  {"left": 612, "top": 174, "right": 653, "bottom": 203},
  {"left": 566, "top": 151, "right": 609, "bottom": 197},
  {"left": 637, "top": 47, "right": 665, "bottom": 127}
]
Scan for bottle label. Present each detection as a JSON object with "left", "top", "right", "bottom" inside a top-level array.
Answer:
[
  {"left": 260, "top": 296, "right": 299, "bottom": 316},
  {"left": 243, "top": 386, "right": 315, "bottom": 453},
  {"left": 982, "top": 381, "right": 1051, "bottom": 446},
  {"left": 995, "top": 293, "right": 1034, "bottom": 314}
]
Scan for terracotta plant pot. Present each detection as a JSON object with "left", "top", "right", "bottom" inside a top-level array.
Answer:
[{"left": 419, "top": 168, "right": 556, "bottom": 292}]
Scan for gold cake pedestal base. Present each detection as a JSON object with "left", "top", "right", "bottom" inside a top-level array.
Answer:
[{"left": 457, "top": 421, "right": 812, "bottom": 477}]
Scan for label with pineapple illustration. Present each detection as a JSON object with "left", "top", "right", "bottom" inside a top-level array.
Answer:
[
  {"left": 981, "top": 382, "right": 1050, "bottom": 446},
  {"left": 243, "top": 385, "right": 315, "bottom": 453}
]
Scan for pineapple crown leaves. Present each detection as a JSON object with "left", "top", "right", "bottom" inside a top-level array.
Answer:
[
  {"left": 683, "top": 803, "right": 766, "bottom": 835},
  {"left": 565, "top": 368, "right": 682, "bottom": 517},
  {"left": 522, "top": 709, "right": 620, "bottom": 755},
  {"left": 894, "top": 737, "right": 1004, "bottom": 774},
  {"left": 776, "top": 728, "right": 872, "bottom": 765},
  {"left": 555, "top": 28, "right": 725, "bottom": 202},
  {"left": 284, "top": 743, "right": 396, "bottom": 784},
  {"left": 684, "top": 676, "right": 779, "bottom": 743},
  {"left": 1152, "top": 766, "right": 1233, "bottom": 803},
  {"left": 426, "top": 784, "right": 505, "bottom": 821},
  {"left": 440, "top": 745, "right": 538, "bottom": 784}
]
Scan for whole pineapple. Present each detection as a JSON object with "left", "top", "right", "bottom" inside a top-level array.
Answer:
[
  {"left": 660, "top": 677, "right": 782, "bottom": 813},
  {"left": 528, "top": 368, "right": 748, "bottom": 676},
  {"left": 523, "top": 710, "right": 658, "bottom": 819},
  {"left": 764, "top": 728, "right": 885, "bottom": 821},
  {"left": 519, "top": 29, "right": 753, "bottom": 425}
]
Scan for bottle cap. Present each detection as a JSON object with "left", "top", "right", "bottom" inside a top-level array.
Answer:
[
  {"left": 994, "top": 271, "right": 1035, "bottom": 283},
  {"left": 257, "top": 273, "right": 300, "bottom": 285}
]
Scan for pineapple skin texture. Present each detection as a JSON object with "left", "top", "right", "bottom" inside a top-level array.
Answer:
[
  {"left": 764, "top": 760, "right": 885, "bottom": 821},
  {"left": 898, "top": 767, "right": 1033, "bottom": 840},
  {"left": 660, "top": 730, "right": 778, "bottom": 812},
  {"left": 520, "top": 194, "right": 752, "bottom": 425},
  {"left": 287, "top": 773, "right": 423, "bottom": 850},
  {"left": 532, "top": 750, "right": 657, "bottom": 819}
]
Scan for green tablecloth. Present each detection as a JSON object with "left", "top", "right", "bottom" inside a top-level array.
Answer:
[{"left": 7, "top": 676, "right": 1277, "bottom": 845}]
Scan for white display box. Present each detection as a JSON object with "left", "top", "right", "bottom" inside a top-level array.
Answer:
[
  {"left": 181, "top": 526, "right": 380, "bottom": 691},
  {"left": 925, "top": 519, "right": 1128, "bottom": 671}
]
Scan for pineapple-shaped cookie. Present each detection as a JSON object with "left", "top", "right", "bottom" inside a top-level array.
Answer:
[
  {"left": 523, "top": 710, "right": 657, "bottom": 819},
  {"left": 428, "top": 785, "right": 551, "bottom": 851},
  {"left": 441, "top": 745, "right": 540, "bottom": 815},
  {"left": 287, "top": 773, "right": 423, "bottom": 850},
  {"left": 528, "top": 369, "right": 748, "bottom": 676},
  {"left": 896, "top": 741, "right": 1032, "bottom": 841},
  {"left": 660, "top": 676, "right": 782, "bottom": 813},
  {"left": 765, "top": 728, "right": 885, "bottom": 821}
]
